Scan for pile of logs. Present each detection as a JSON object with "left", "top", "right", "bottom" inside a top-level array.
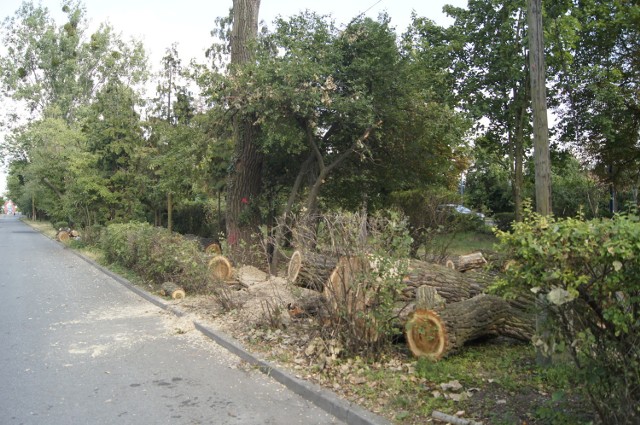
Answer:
[
  {"left": 287, "top": 249, "right": 534, "bottom": 360},
  {"left": 56, "top": 227, "right": 80, "bottom": 242}
]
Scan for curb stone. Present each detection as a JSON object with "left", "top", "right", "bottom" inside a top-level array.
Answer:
[{"left": 53, "top": 236, "right": 392, "bottom": 425}]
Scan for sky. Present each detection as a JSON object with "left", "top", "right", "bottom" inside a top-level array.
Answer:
[{"left": 0, "top": 0, "right": 468, "bottom": 195}]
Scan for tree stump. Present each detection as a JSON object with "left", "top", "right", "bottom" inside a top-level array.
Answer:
[
  {"left": 57, "top": 230, "right": 70, "bottom": 242},
  {"left": 204, "top": 241, "right": 222, "bottom": 255},
  {"left": 208, "top": 255, "right": 233, "bottom": 282},
  {"left": 405, "top": 294, "right": 534, "bottom": 360},
  {"left": 160, "top": 282, "right": 186, "bottom": 299},
  {"left": 287, "top": 250, "right": 339, "bottom": 292}
]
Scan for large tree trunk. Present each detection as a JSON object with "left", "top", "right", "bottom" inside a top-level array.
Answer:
[
  {"left": 405, "top": 294, "right": 534, "bottom": 360},
  {"left": 226, "top": 0, "right": 263, "bottom": 263},
  {"left": 287, "top": 255, "right": 492, "bottom": 300},
  {"left": 400, "top": 259, "right": 489, "bottom": 303},
  {"left": 528, "top": 0, "right": 553, "bottom": 367},
  {"left": 287, "top": 250, "right": 339, "bottom": 291},
  {"left": 208, "top": 255, "right": 234, "bottom": 282},
  {"left": 285, "top": 253, "right": 534, "bottom": 358}
]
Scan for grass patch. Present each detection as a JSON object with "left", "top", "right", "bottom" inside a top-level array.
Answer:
[
  {"left": 437, "top": 231, "right": 498, "bottom": 255},
  {"left": 23, "top": 218, "right": 58, "bottom": 239}
]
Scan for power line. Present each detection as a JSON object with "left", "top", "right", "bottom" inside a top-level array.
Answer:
[
  {"left": 347, "top": 0, "right": 384, "bottom": 27},
  {"left": 360, "top": 0, "right": 384, "bottom": 16}
]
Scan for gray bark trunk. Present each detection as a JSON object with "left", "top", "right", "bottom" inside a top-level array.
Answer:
[{"left": 528, "top": 0, "right": 552, "bottom": 215}]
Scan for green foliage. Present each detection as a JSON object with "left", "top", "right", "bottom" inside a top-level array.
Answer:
[
  {"left": 1, "top": 2, "right": 149, "bottom": 226},
  {"left": 554, "top": 0, "right": 640, "bottom": 194},
  {"left": 445, "top": 0, "right": 532, "bottom": 216},
  {"left": 53, "top": 221, "right": 68, "bottom": 230},
  {"left": 0, "top": 0, "right": 148, "bottom": 122},
  {"left": 495, "top": 210, "right": 640, "bottom": 423},
  {"left": 464, "top": 145, "right": 515, "bottom": 215},
  {"left": 81, "top": 224, "right": 103, "bottom": 245},
  {"left": 551, "top": 153, "right": 609, "bottom": 219},
  {"left": 492, "top": 212, "right": 515, "bottom": 232},
  {"left": 391, "top": 188, "right": 484, "bottom": 260},
  {"left": 101, "top": 221, "right": 210, "bottom": 293},
  {"left": 199, "top": 11, "right": 469, "bottom": 221}
]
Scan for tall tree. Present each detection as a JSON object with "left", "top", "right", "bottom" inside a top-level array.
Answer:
[
  {"left": 205, "top": 12, "right": 470, "bottom": 267},
  {"left": 149, "top": 44, "right": 192, "bottom": 232},
  {"left": 82, "top": 80, "right": 146, "bottom": 223},
  {"left": 0, "top": 0, "right": 147, "bottom": 124},
  {"left": 0, "top": 0, "right": 148, "bottom": 223},
  {"left": 445, "top": 0, "right": 531, "bottom": 221},
  {"left": 527, "top": 0, "right": 552, "bottom": 214},
  {"left": 226, "top": 0, "right": 263, "bottom": 259},
  {"left": 554, "top": 0, "right": 640, "bottom": 208}
]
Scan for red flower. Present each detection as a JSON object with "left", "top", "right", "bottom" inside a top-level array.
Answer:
[{"left": 241, "top": 197, "right": 249, "bottom": 204}]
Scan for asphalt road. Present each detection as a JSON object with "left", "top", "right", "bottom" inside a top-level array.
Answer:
[{"left": 0, "top": 215, "right": 345, "bottom": 425}]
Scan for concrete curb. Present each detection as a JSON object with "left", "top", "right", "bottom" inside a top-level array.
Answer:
[{"left": 55, "top": 237, "right": 392, "bottom": 425}]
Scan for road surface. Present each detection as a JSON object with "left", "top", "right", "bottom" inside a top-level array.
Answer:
[{"left": 0, "top": 215, "right": 345, "bottom": 424}]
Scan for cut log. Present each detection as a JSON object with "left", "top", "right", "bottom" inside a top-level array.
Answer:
[
  {"left": 287, "top": 250, "right": 339, "bottom": 292},
  {"left": 57, "top": 230, "right": 70, "bottom": 242},
  {"left": 287, "top": 250, "right": 302, "bottom": 282},
  {"left": 405, "top": 294, "right": 534, "bottom": 360},
  {"left": 400, "top": 260, "right": 489, "bottom": 303},
  {"left": 160, "top": 282, "right": 186, "bottom": 299},
  {"left": 204, "top": 241, "right": 222, "bottom": 255},
  {"left": 447, "top": 252, "right": 488, "bottom": 272},
  {"left": 208, "top": 255, "right": 233, "bottom": 282},
  {"left": 415, "top": 285, "right": 446, "bottom": 310}
]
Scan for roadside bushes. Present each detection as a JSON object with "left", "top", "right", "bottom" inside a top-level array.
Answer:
[
  {"left": 101, "top": 221, "right": 211, "bottom": 293},
  {"left": 494, "top": 211, "right": 640, "bottom": 424},
  {"left": 492, "top": 212, "right": 514, "bottom": 231}
]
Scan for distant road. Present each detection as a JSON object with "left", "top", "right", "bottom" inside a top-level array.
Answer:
[{"left": 0, "top": 215, "right": 344, "bottom": 425}]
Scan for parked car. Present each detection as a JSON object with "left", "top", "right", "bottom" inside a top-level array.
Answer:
[{"left": 438, "top": 204, "right": 485, "bottom": 219}]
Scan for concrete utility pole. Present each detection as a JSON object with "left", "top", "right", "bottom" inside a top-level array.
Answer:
[
  {"left": 528, "top": 0, "right": 553, "bottom": 368},
  {"left": 528, "top": 0, "right": 552, "bottom": 215}
]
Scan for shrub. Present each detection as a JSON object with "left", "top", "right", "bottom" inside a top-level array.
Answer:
[
  {"left": 391, "top": 188, "right": 480, "bottom": 259},
  {"left": 492, "top": 212, "right": 515, "bottom": 231},
  {"left": 81, "top": 224, "right": 104, "bottom": 246},
  {"left": 53, "top": 221, "right": 69, "bottom": 231},
  {"left": 494, "top": 211, "right": 640, "bottom": 424},
  {"left": 101, "top": 222, "right": 210, "bottom": 293}
]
